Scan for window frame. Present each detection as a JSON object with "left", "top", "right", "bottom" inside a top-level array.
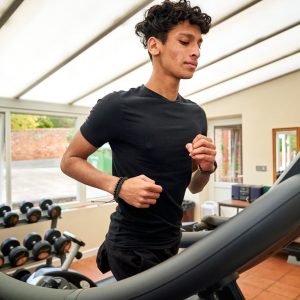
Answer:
[
  {"left": 214, "top": 124, "right": 243, "bottom": 184},
  {"left": 0, "top": 103, "right": 112, "bottom": 208}
]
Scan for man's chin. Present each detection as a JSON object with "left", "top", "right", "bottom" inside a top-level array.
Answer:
[{"left": 181, "top": 74, "right": 194, "bottom": 80}]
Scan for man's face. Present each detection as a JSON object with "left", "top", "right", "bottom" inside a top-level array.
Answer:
[{"left": 157, "top": 20, "right": 202, "bottom": 80}]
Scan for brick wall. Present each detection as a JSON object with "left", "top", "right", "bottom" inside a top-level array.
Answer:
[{"left": 11, "top": 128, "right": 72, "bottom": 160}]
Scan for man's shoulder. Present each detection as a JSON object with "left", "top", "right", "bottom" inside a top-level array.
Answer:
[
  {"left": 97, "top": 86, "right": 143, "bottom": 104},
  {"left": 179, "top": 95, "right": 206, "bottom": 112}
]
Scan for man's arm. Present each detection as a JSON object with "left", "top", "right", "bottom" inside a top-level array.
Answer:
[
  {"left": 60, "top": 131, "right": 119, "bottom": 195},
  {"left": 60, "top": 131, "right": 162, "bottom": 208},
  {"left": 186, "top": 134, "right": 216, "bottom": 194}
]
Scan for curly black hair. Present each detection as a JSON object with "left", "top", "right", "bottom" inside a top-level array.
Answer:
[{"left": 135, "top": 0, "right": 211, "bottom": 49}]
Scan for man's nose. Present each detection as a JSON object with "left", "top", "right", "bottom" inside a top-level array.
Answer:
[{"left": 191, "top": 44, "right": 200, "bottom": 58}]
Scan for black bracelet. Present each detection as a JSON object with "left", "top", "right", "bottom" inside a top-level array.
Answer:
[
  {"left": 198, "top": 161, "right": 218, "bottom": 175},
  {"left": 113, "top": 177, "right": 128, "bottom": 202}
]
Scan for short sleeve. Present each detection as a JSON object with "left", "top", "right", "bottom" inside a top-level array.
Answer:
[{"left": 80, "top": 92, "right": 122, "bottom": 148}]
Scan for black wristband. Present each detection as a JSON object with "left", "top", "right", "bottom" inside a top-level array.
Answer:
[
  {"left": 198, "top": 161, "right": 217, "bottom": 175},
  {"left": 113, "top": 177, "right": 128, "bottom": 202}
]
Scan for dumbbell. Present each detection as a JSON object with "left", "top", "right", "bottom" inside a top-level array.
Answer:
[
  {"left": 39, "top": 199, "right": 62, "bottom": 219},
  {"left": 0, "top": 204, "right": 19, "bottom": 227},
  {"left": 0, "top": 251, "right": 4, "bottom": 268},
  {"left": 23, "top": 232, "right": 52, "bottom": 261},
  {"left": 44, "top": 228, "right": 72, "bottom": 255},
  {"left": 11, "top": 268, "right": 31, "bottom": 282},
  {"left": 0, "top": 237, "right": 29, "bottom": 267},
  {"left": 19, "top": 201, "right": 41, "bottom": 223}
]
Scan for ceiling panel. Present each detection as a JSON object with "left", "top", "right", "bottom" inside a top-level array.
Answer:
[
  {"left": 0, "top": 0, "right": 152, "bottom": 98},
  {"left": 192, "top": 0, "right": 257, "bottom": 25},
  {"left": 0, "top": 0, "right": 15, "bottom": 19},
  {"left": 189, "top": 52, "right": 300, "bottom": 105},
  {"left": 74, "top": 63, "right": 152, "bottom": 107},
  {"left": 20, "top": 6, "right": 151, "bottom": 103},
  {"left": 196, "top": 0, "right": 300, "bottom": 69},
  {"left": 181, "top": 25, "right": 300, "bottom": 96}
]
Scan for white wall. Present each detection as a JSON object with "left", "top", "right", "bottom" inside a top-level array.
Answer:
[
  {"left": 192, "top": 70, "right": 300, "bottom": 219},
  {"left": 203, "top": 70, "right": 300, "bottom": 186}
]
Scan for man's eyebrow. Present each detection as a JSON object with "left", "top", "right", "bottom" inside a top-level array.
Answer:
[{"left": 178, "top": 32, "right": 203, "bottom": 43}]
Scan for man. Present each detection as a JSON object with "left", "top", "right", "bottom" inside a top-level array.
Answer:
[{"left": 61, "top": 0, "right": 216, "bottom": 281}]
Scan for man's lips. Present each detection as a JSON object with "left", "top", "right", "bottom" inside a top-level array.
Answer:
[{"left": 184, "top": 61, "right": 198, "bottom": 68}]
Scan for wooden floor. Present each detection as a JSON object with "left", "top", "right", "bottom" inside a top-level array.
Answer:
[{"left": 71, "top": 252, "right": 300, "bottom": 299}]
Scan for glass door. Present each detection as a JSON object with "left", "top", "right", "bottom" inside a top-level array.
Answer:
[
  {"left": 272, "top": 127, "right": 300, "bottom": 182},
  {"left": 0, "top": 113, "right": 5, "bottom": 203}
]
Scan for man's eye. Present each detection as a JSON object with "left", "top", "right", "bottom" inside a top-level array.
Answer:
[{"left": 179, "top": 40, "right": 189, "bottom": 45}]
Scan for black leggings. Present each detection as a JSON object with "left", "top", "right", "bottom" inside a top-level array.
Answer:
[{"left": 96, "top": 241, "right": 179, "bottom": 281}]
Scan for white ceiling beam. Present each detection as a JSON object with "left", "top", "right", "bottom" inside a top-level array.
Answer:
[
  {"left": 0, "top": 0, "right": 23, "bottom": 29},
  {"left": 0, "top": 97, "right": 89, "bottom": 115}
]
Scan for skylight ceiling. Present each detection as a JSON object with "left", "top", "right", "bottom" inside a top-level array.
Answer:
[
  {"left": 0, "top": 0, "right": 152, "bottom": 97},
  {"left": 0, "top": 0, "right": 299, "bottom": 108},
  {"left": 19, "top": 0, "right": 254, "bottom": 104}
]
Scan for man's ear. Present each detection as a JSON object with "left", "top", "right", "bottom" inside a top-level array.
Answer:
[{"left": 147, "top": 37, "right": 160, "bottom": 57}]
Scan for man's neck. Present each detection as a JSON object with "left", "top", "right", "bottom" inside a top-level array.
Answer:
[{"left": 145, "top": 75, "right": 180, "bottom": 102}]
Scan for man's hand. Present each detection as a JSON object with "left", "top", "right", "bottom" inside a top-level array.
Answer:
[
  {"left": 186, "top": 134, "right": 216, "bottom": 172},
  {"left": 119, "top": 175, "right": 163, "bottom": 208}
]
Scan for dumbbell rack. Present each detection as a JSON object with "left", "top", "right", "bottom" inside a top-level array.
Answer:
[
  {"left": 0, "top": 212, "right": 62, "bottom": 274},
  {"left": 1, "top": 199, "right": 62, "bottom": 229}
]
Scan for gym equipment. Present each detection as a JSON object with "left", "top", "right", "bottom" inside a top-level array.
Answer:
[
  {"left": 0, "top": 251, "right": 4, "bottom": 268},
  {"left": 0, "top": 204, "right": 19, "bottom": 227},
  {"left": 26, "top": 231, "right": 96, "bottom": 289},
  {"left": 19, "top": 201, "right": 42, "bottom": 223},
  {"left": 192, "top": 215, "right": 229, "bottom": 232},
  {"left": 285, "top": 242, "right": 300, "bottom": 265},
  {"left": 11, "top": 268, "right": 31, "bottom": 282},
  {"left": 23, "top": 232, "right": 52, "bottom": 261},
  {"left": 39, "top": 199, "right": 62, "bottom": 219},
  {"left": 0, "top": 237, "right": 29, "bottom": 267},
  {"left": 44, "top": 228, "right": 72, "bottom": 256},
  {"left": 0, "top": 173, "right": 299, "bottom": 299}
]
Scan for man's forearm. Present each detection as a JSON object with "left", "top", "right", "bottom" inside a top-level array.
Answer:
[
  {"left": 61, "top": 156, "right": 118, "bottom": 195},
  {"left": 188, "top": 168, "right": 211, "bottom": 194}
]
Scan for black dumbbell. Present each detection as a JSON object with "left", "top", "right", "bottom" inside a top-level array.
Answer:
[
  {"left": 23, "top": 232, "right": 52, "bottom": 261},
  {"left": 11, "top": 268, "right": 31, "bottom": 282},
  {"left": 0, "top": 237, "right": 29, "bottom": 267},
  {"left": 0, "top": 252, "right": 4, "bottom": 268},
  {"left": 0, "top": 204, "right": 19, "bottom": 227},
  {"left": 44, "top": 228, "right": 72, "bottom": 255},
  {"left": 19, "top": 201, "right": 41, "bottom": 223},
  {"left": 39, "top": 199, "right": 62, "bottom": 219}
]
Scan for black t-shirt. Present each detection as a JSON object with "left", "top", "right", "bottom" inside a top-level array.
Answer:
[{"left": 80, "top": 85, "right": 207, "bottom": 249}]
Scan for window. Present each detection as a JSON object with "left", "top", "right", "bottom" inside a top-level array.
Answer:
[
  {"left": 272, "top": 127, "right": 300, "bottom": 181},
  {"left": 0, "top": 113, "right": 5, "bottom": 203},
  {"left": 214, "top": 125, "right": 243, "bottom": 183},
  {"left": 86, "top": 143, "right": 112, "bottom": 200},
  {"left": 10, "top": 113, "right": 78, "bottom": 205}
]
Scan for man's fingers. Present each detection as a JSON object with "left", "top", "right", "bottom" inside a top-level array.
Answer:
[
  {"left": 140, "top": 176, "right": 163, "bottom": 193},
  {"left": 148, "top": 183, "right": 163, "bottom": 193},
  {"left": 143, "top": 198, "right": 157, "bottom": 205},
  {"left": 140, "top": 174, "right": 155, "bottom": 183},
  {"left": 145, "top": 191, "right": 161, "bottom": 199},
  {"left": 191, "top": 147, "right": 216, "bottom": 157},
  {"left": 186, "top": 143, "right": 193, "bottom": 153},
  {"left": 135, "top": 198, "right": 157, "bottom": 208},
  {"left": 192, "top": 139, "right": 215, "bottom": 150},
  {"left": 192, "top": 134, "right": 212, "bottom": 144},
  {"left": 120, "top": 175, "right": 163, "bottom": 209}
]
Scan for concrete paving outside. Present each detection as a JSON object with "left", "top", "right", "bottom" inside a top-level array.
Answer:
[{"left": 1, "top": 159, "right": 109, "bottom": 204}]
